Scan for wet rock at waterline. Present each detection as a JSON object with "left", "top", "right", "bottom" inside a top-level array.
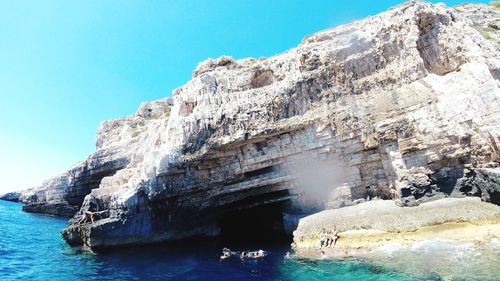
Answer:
[
  {"left": 292, "top": 197, "right": 500, "bottom": 258},
  {"left": 5, "top": 99, "right": 173, "bottom": 217},
  {"left": 3, "top": 1, "right": 500, "bottom": 249}
]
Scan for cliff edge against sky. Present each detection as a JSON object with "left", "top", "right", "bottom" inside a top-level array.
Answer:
[{"left": 2, "top": 1, "right": 500, "bottom": 250}]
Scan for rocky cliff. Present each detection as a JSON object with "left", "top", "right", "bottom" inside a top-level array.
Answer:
[
  {"left": 0, "top": 192, "right": 21, "bottom": 202},
  {"left": 4, "top": 99, "right": 172, "bottom": 217},
  {"left": 3, "top": 1, "right": 499, "bottom": 249}
]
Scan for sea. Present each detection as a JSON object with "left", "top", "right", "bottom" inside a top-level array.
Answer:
[{"left": 1, "top": 199, "right": 499, "bottom": 281}]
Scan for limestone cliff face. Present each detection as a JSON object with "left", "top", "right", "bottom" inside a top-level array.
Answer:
[
  {"left": 8, "top": 1, "right": 500, "bottom": 248},
  {"left": 13, "top": 99, "right": 172, "bottom": 217}
]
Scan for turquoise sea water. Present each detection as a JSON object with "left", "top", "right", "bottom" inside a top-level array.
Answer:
[{"left": 0, "top": 200, "right": 498, "bottom": 281}]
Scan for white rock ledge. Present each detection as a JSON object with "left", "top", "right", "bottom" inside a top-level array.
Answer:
[{"left": 293, "top": 197, "right": 500, "bottom": 258}]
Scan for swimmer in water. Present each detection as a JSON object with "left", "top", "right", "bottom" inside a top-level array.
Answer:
[
  {"left": 255, "top": 250, "right": 265, "bottom": 258},
  {"left": 220, "top": 254, "right": 229, "bottom": 261},
  {"left": 219, "top": 248, "right": 232, "bottom": 262},
  {"left": 240, "top": 250, "right": 266, "bottom": 259}
]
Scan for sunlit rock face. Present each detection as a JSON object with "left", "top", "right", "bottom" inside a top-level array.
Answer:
[
  {"left": 14, "top": 1, "right": 500, "bottom": 248},
  {"left": 292, "top": 197, "right": 500, "bottom": 258},
  {"left": 16, "top": 99, "right": 173, "bottom": 217}
]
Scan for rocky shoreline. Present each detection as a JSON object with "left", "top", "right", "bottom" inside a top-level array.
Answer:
[
  {"left": 0, "top": 192, "right": 20, "bottom": 202},
  {"left": 292, "top": 197, "right": 500, "bottom": 258},
  {"left": 1, "top": 1, "right": 499, "bottom": 250}
]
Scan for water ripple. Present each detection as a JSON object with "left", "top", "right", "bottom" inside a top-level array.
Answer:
[{"left": 1, "top": 200, "right": 498, "bottom": 280}]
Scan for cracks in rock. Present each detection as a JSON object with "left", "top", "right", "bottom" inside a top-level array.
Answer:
[
  {"left": 415, "top": 11, "right": 464, "bottom": 76},
  {"left": 416, "top": 12, "right": 445, "bottom": 75},
  {"left": 250, "top": 69, "right": 274, "bottom": 88}
]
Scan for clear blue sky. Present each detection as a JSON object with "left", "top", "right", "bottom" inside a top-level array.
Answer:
[{"left": 0, "top": 0, "right": 489, "bottom": 193}]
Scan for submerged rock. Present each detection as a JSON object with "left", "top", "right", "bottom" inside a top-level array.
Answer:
[{"left": 10, "top": 1, "right": 500, "bottom": 249}]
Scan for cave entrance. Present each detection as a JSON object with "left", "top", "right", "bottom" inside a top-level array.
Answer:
[{"left": 219, "top": 202, "right": 290, "bottom": 244}]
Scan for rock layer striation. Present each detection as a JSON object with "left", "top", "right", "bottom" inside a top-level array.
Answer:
[
  {"left": 8, "top": 99, "right": 172, "bottom": 217},
  {"left": 292, "top": 197, "right": 500, "bottom": 258},
  {"left": 3, "top": 1, "right": 500, "bottom": 248}
]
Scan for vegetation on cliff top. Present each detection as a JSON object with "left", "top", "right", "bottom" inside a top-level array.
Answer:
[{"left": 490, "top": 1, "right": 500, "bottom": 8}]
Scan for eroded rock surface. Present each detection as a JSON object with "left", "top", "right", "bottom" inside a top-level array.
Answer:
[
  {"left": 453, "top": 167, "right": 500, "bottom": 204},
  {"left": 6, "top": 1, "right": 499, "bottom": 248},
  {"left": 292, "top": 197, "right": 500, "bottom": 258},
  {"left": 456, "top": 2, "right": 500, "bottom": 53},
  {"left": 62, "top": 2, "right": 500, "bottom": 248},
  {"left": 14, "top": 99, "right": 173, "bottom": 217}
]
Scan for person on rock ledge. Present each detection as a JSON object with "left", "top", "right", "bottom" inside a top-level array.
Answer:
[
  {"left": 319, "top": 226, "right": 340, "bottom": 248},
  {"left": 327, "top": 226, "right": 340, "bottom": 247},
  {"left": 319, "top": 228, "right": 328, "bottom": 247},
  {"left": 79, "top": 199, "right": 99, "bottom": 225},
  {"left": 79, "top": 211, "right": 94, "bottom": 225}
]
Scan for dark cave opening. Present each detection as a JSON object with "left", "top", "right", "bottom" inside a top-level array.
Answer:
[{"left": 219, "top": 202, "right": 290, "bottom": 244}]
